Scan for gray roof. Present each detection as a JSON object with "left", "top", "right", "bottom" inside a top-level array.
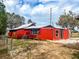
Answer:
[
  {"left": 10, "top": 24, "right": 51, "bottom": 30},
  {"left": 27, "top": 25, "right": 48, "bottom": 29},
  {"left": 10, "top": 23, "right": 67, "bottom": 31},
  {"left": 10, "top": 23, "right": 33, "bottom": 30}
]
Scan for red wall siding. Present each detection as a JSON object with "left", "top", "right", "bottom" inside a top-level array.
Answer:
[
  {"left": 38, "top": 28, "right": 69, "bottom": 40},
  {"left": 38, "top": 28, "right": 53, "bottom": 40},
  {"left": 16, "top": 29, "right": 31, "bottom": 39},
  {"left": 8, "top": 28, "right": 69, "bottom": 40},
  {"left": 8, "top": 32, "right": 13, "bottom": 38},
  {"left": 53, "top": 28, "right": 61, "bottom": 40},
  {"left": 29, "top": 34, "right": 37, "bottom": 39},
  {"left": 11, "top": 32, "right": 16, "bottom": 38},
  {"left": 10, "top": 29, "right": 31, "bottom": 39},
  {"left": 63, "top": 29, "right": 69, "bottom": 39}
]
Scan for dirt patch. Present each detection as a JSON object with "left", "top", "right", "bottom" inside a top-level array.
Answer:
[
  {"left": 0, "top": 48, "right": 12, "bottom": 59},
  {"left": 8, "top": 40, "right": 79, "bottom": 59}
]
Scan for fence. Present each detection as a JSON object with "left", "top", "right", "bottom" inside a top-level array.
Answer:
[
  {"left": 71, "top": 32, "right": 79, "bottom": 38},
  {"left": 0, "top": 35, "right": 13, "bottom": 51}
]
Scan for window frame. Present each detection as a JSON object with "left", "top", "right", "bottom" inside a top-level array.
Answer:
[
  {"left": 56, "top": 30, "right": 59, "bottom": 36},
  {"left": 31, "top": 29, "right": 38, "bottom": 34}
]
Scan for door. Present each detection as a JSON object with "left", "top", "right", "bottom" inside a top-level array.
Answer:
[{"left": 60, "top": 29, "right": 63, "bottom": 39}]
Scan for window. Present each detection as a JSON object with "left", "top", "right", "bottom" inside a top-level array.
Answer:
[
  {"left": 56, "top": 30, "right": 58, "bottom": 36},
  {"left": 32, "top": 29, "right": 38, "bottom": 34}
]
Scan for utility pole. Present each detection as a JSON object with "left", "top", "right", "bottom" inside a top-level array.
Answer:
[{"left": 50, "top": 8, "right": 52, "bottom": 26}]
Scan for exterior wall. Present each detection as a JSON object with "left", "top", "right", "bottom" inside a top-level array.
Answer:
[
  {"left": 8, "top": 32, "right": 13, "bottom": 38},
  {"left": 28, "top": 29, "right": 39, "bottom": 39},
  {"left": 37, "top": 28, "right": 69, "bottom": 40},
  {"left": 29, "top": 34, "right": 37, "bottom": 39},
  {"left": 11, "top": 32, "right": 17, "bottom": 38},
  {"left": 8, "top": 30, "right": 16, "bottom": 38},
  {"left": 8, "top": 29, "right": 38, "bottom": 39},
  {"left": 63, "top": 29, "right": 69, "bottom": 39},
  {"left": 8, "top": 28, "right": 69, "bottom": 40},
  {"left": 15, "top": 29, "right": 31, "bottom": 39},
  {"left": 9, "top": 29, "right": 31, "bottom": 39},
  {"left": 53, "top": 28, "right": 61, "bottom": 40},
  {"left": 37, "top": 28, "right": 53, "bottom": 40}
]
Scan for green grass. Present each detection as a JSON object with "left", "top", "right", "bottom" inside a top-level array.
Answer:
[
  {"left": 13, "top": 39, "right": 37, "bottom": 48},
  {"left": 13, "top": 39, "right": 24, "bottom": 46}
]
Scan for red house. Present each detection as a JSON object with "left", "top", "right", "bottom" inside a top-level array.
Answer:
[
  {"left": 37, "top": 27, "right": 69, "bottom": 40},
  {"left": 8, "top": 23, "right": 69, "bottom": 40}
]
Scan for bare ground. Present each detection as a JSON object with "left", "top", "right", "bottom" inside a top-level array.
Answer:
[
  {"left": 8, "top": 39, "right": 79, "bottom": 59},
  {"left": 0, "top": 39, "right": 79, "bottom": 59}
]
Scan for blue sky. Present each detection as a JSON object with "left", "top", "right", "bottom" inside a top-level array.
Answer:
[{"left": 2, "top": 0, "right": 79, "bottom": 26}]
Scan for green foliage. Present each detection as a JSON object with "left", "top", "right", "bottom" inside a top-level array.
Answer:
[
  {"left": 0, "top": 2, "right": 7, "bottom": 35},
  {"left": 27, "top": 19, "right": 33, "bottom": 24},
  {"left": 57, "top": 11, "right": 79, "bottom": 31},
  {"left": 58, "top": 15, "right": 76, "bottom": 28}
]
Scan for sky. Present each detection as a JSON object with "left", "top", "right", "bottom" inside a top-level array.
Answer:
[{"left": 2, "top": 0, "right": 79, "bottom": 26}]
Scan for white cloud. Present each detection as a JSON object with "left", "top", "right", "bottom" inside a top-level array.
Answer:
[
  {"left": 61, "top": 5, "right": 73, "bottom": 14},
  {"left": 31, "top": 4, "right": 58, "bottom": 16},
  {"left": 2, "top": 0, "right": 79, "bottom": 26},
  {"left": 39, "top": 0, "right": 50, "bottom": 2},
  {"left": 3, "top": 0, "right": 19, "bottom": 13},
  {"left": 31, "top": 4, "right": 48, "bottom": 15},
  {"left": 72, "top": 0, "right": 79, "bottom": 2},
  {"left": 29, "top": 3, "right": 59, "bottom": 26},
  {"left": 19, "top": 4, "right": 31, "bottom": 15},
  {"left": 73, "top": 8, "right": 79, "bottom": 14},
  {"left": 39, "top": 0, "right": 57, "bottom": 3},
  {"left": 4, "top": 0, "right": 18, "bottom": 6}
]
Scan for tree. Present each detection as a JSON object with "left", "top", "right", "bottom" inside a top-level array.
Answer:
[
  {"left": 75, "top": 15, "right": 79, "bottom": 29},
  {"left": 27, "top": 19, "right": 33, "bottom": 24},
  {"left": 27, "top": 19, "right": 36, "bottom": 26},
  {"left": 57, "top": 11, "right": 79, "bottom": 37},
  {"left": 0, "top": 2, "right": 7, "bottom": 35},
  {"left": 7, "top": 13, "right": 25, "bottom": 29},
  {"left": 57, "top": 11, "right": 79, "bottom": 31}
]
